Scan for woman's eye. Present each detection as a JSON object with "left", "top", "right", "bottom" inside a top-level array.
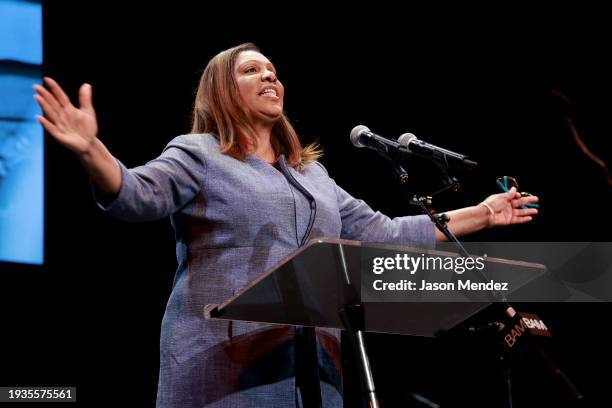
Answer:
[{"left": 245, "top": 67, "right": 257, "bottom": 73}]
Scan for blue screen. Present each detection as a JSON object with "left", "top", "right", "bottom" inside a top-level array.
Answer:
[{"left": 0, "top": 0, "right": 44, "bottom": 265}]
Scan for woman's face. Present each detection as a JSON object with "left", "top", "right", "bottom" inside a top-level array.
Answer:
[{"left": 234, "top": 50, "right": 284, "bottom": 126}]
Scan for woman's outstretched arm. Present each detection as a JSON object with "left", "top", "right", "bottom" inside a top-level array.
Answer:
[
  {"left": 436, "top": 187, "right": 539, "bottom": 241},
  {"left": 34, "top": 77, "right": 121, "bottom": 195}
]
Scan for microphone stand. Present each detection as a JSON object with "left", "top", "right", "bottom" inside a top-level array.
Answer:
[
  {"left": 380, "top": 152, "right": 582, "bottom": 407},
  {"left": 384, "top": 154, "right": 472, "bottom": 259}
]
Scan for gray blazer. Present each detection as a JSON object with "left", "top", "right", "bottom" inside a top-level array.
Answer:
[{"left": 97, "top": 133, "right": 435, "bottom": 407}]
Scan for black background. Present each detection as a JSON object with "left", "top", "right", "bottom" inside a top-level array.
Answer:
[{"left": 1, "top": 3, "right": 611, "bottom": 407}]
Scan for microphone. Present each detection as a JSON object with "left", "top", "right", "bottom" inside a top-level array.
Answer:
[
  {"left": 350, "top": 125, "right": 405, "bottom": 154},
  {"left": 350, "top": 125, "right": 478, "bottom": 170},
  {"left": 398, "top": 133, "right": 478, "bottom": 170}
]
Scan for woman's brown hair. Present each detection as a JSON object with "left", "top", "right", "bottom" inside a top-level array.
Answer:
[{"left": 191, "top": 43, "right": 322, "bottom": 169}]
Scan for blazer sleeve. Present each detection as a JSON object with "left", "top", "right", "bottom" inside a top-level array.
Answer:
[
  {"left": 93, "top": 134, "right": 205, "bottom": 222},
  {"left": 335, "top": 182, "right": 436, "bottom": 249}
]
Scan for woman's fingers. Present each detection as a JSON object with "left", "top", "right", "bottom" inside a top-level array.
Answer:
[
  {"left": 44, "top": 77, "right": 72, "bottom": 108},
  {"left": 487, "top": 188, "right": 539, "bottom": 226},
  {"left": 78, "top": 83, "right": 95, "bottom": 114},
  {"left": 513, "top": 208, "right": 538, "bottom": 217},
  {"left": 34, "top": 94, "right": 61, "bottom": 125},
  {"left": 35, "top": 115, "right": 60, "bottom": 138},
  {"left": 33, "top": 83, "right": 74, "bottom": 132},
  {"left": 33, "top": 84, "right": 63, "bottom": 113},
  {"left": 512, "top": 195, "right": 539, "bottom": 208}
]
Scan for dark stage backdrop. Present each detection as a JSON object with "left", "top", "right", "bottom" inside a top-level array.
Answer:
[{"left": 1, "top": 3, "right": 610, "bottom": 407}]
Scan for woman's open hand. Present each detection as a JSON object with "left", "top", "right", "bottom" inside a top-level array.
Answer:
[
  {"left": 33, "top": 77, "right": 98, "bottom": 156},
  {"left": 481, "top": 187, "right": 539, "bottom": 227}
]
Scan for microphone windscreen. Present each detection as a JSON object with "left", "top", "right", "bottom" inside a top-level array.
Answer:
[
  {"left": 397, "top": 133, "right": 417, "bottom": 151},
  {"left": 350, "top": 125, "right": 370, "bottom": 148}
]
